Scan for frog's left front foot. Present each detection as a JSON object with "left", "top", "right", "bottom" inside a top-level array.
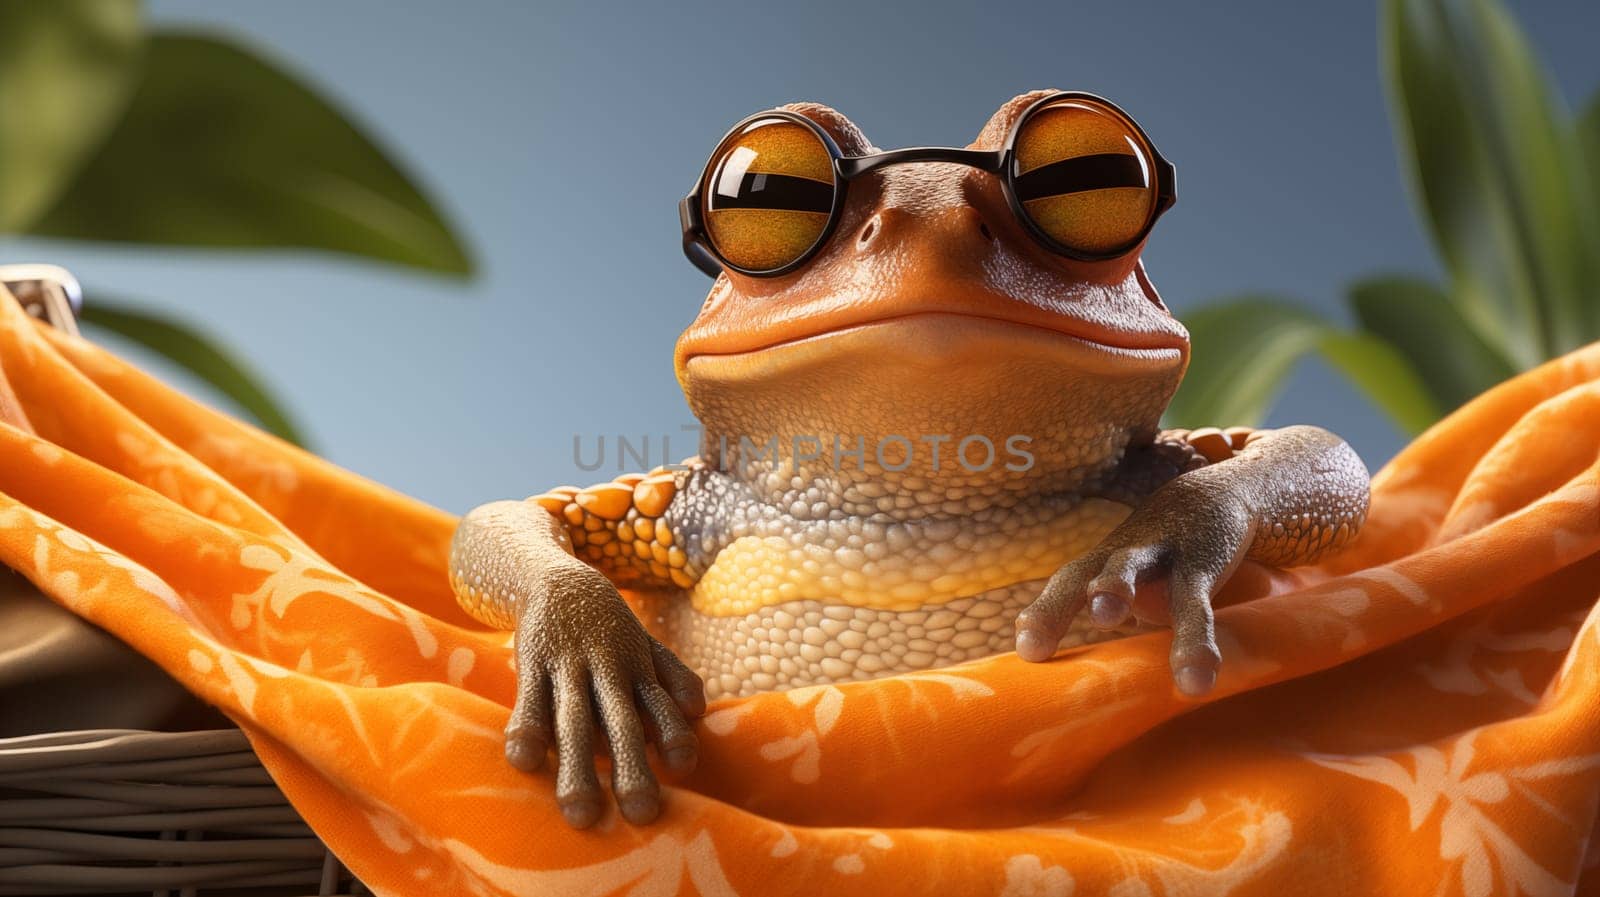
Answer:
[{"left": 1014, "top": 471, "right": 1253, "bottom": 697}]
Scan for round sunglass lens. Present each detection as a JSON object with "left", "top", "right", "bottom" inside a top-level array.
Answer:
[
  {"left": 1011, "top": 98, "right": 1158, "bottom": 257},
  {"left": 702, "top": 117, "right": 836, "bottom": 273}
]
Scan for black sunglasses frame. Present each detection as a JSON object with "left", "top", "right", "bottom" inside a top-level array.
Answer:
[{"left": 679, "top": 91, "right": 1177, "bottom": 279}]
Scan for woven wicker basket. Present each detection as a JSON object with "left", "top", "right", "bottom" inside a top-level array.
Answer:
[{"left": 0, "top": 728, "right": 363, "bottom": 896}]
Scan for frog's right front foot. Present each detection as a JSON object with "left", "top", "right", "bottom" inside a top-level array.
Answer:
[{"left": 506, "top": 557, "right": 706, "bottom": 828}]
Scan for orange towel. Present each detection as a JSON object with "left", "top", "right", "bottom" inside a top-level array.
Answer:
[{"left": 0, "top": 291, "right": 1597, "bottom": 897}]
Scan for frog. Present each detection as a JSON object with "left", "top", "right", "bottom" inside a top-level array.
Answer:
[{"left": 448, "top": 90, "right": 1370, "bottom": 830}]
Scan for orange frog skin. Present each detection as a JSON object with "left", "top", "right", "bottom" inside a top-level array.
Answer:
[{"left": 449, "top": 90, "right": 1370, "bottom": 829}]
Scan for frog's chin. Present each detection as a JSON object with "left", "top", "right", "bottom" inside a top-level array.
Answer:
[{"left": 679, "top": 312, "right": 1185, "bottom": 490}]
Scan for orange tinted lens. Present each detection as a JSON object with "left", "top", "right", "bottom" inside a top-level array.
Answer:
[
  {"left": 702, "top": 117, "right": 836, "bottom": 272},
  {"left": 1012, "top": 98, "right": 1157, "bottom": 256}
]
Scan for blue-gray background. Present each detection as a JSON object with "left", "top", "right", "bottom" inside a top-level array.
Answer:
[{"left": 7, "top": 1, "right": 1598, "bottom": 514}]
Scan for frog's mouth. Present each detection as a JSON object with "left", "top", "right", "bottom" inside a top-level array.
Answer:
[
  {"left": 678, "top": 309, "right": 1185, "bottom": 385},
  {"left": 676, "top": 309, "right": 1186, "bottom": 489}
]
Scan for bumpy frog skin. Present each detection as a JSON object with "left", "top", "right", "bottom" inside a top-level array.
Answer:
[{"left": 449, "top": 91, "right": 1370, "bottom": 829}]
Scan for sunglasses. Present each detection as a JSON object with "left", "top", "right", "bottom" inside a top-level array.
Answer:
[{"left": 679, "top": 91, "right": 1176, "bottom": 278}]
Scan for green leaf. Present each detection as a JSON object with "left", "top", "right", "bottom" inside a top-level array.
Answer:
[
  {"left": 80, "top": 300, "right": 307, "bottom": 446},
  {"left": 1467, "top": 0, "right": 1600, "bottom": 349},
  {"left": 0, "top": 0, "right": 142, "bottom": 230},
  {"left": 1382, "top": 0, "right": 1600, "bottom": 361},
  {"left": 1169, "top": 297, "right": 1441, "bottom": 435},
  {"left": 1582, "top": 91, "right": 1600, "bottom": 218},
  {"left": 1316, "top": 332, "right": 1444, "bottom": 434},
  {"left": 1347, "top": 275, "right": 1517, "bottom": 411},
  {"left": 28, "top": 31, "right": 474, "bottom": 276}
]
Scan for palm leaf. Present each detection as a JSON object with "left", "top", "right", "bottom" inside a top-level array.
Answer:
[
  {"left": 1581, "top": 91, "right": 1600, "bottom": 222},
  {"left": 1347, "top": 275, "right": 1517, "bottom": 411},
  {"left": 0, "top": 0, "right": 142, "bottom": 230},
  {"left": 1382, "top": 0, "right": 1600, "bottom": 360},
  {"left": 1170, "top": 298, "right": 1441, "bottom": 435},
  {"left": 27, "top": 31, "right": 474, "bottom": 276},
  {"left": 1466, "top": 0, "right": 1600, "bottom": 346}
]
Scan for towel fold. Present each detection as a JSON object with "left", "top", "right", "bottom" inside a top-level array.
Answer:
[{"left": 0, "top": 291, "right": 1596, "bottom": 897}]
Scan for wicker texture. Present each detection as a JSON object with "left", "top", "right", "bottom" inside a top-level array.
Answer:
[{"left": 0, "top": 729, "right": 361, "bottom": 896}]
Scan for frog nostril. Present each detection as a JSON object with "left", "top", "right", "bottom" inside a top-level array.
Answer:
[
  {"left": 957, "top": 204, "right": 996, "bottom": 242},
  {"left": 857, "top": 217, "right": 878, "bottom": 247}
]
